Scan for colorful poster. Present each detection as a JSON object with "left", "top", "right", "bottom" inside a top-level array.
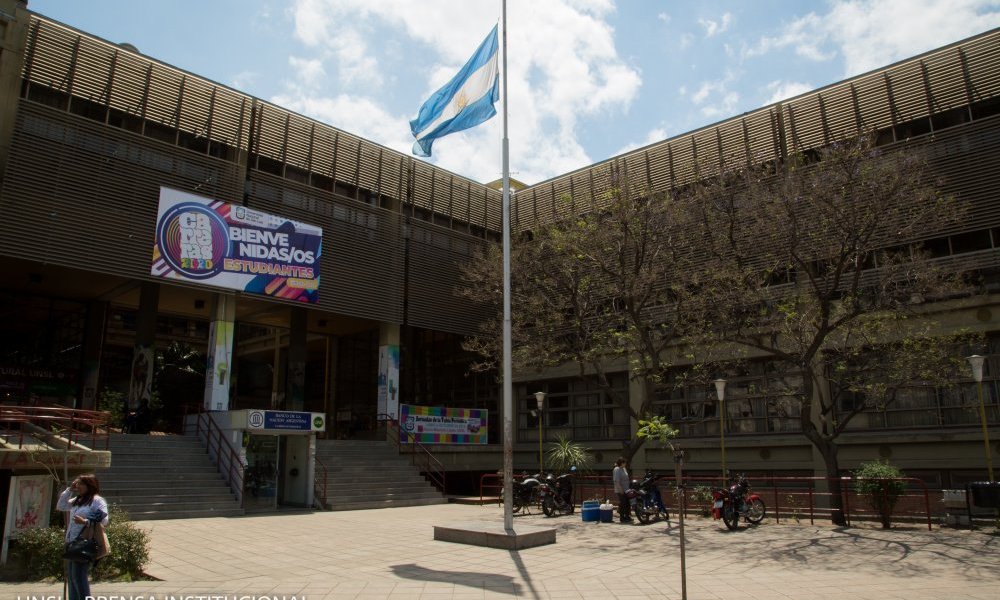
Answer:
[
  {"left": 400, "top": 405, "right": 488, "bottom": 444},
  {"left": 377, "top": 345, "right": 400, "bottom": 420},
  {"left": 152, "top": 187, "right": 322, "bottom": 303},
  {"left": 2, "top": 475, "right": 53, "bottom": 563}
]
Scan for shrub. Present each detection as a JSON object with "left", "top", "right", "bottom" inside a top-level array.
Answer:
[
  {"left": 98, "top": 388, "right": 127, "bottom": 431},
  {"left": 691, "top": 485, "right": 714, "bottom": 517},
  {"left": 10, "top": 525, "right": 64, "bottom": 579},
  {"left": 8, "top": 503, "right": 150, "bottom": 581},
  {"left": 854, "top": 460, "right": 908, "bottom": 529}
]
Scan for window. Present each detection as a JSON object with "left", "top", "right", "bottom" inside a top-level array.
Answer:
[
  {"left": 651, "top": 361, "right": 803, "bottom": 437},
  {"left": 517, "top": 375, "right": 629, "bottom": 442}
]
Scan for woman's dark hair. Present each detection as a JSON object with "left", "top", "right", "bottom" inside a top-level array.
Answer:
[
  {"left": 70, "top": 474, "right": 100, "bottom": 507},
  {"left": 615, "top": 457, "right": 626, "bottom": 467}
]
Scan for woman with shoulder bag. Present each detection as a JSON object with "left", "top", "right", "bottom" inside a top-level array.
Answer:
[{"left": 57, "top": 474, "right": 109, "bottom": 600}]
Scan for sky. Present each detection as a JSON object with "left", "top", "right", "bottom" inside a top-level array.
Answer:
[{"left": 28, "top": 0, "right": 1000, "bottom": 186}]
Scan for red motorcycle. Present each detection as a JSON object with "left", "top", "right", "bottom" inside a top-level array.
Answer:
[{"left": 711, "top": 473, "right": 766, "bottom": 530}]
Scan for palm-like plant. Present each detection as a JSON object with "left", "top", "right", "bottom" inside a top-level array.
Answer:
[{"left": 545, "top": 435, "right": 595, "bottom": 474}]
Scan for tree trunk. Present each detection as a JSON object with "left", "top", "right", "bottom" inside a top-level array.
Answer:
[{"left": 816, "top": 438, "right": 848, "bottom": 526}]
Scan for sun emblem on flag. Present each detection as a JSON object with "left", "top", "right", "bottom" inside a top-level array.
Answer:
[{"left": 455, "top": 90, "right": 469, "bottom": 110}]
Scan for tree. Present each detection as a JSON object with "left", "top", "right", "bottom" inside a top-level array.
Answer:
[
  {"left": 682, "top": 133, "right": 973, "bottom": 524},
  {"left": 461, "top": 165, "right": 694, "bottom": 462},
  {"left": 854, "top": 460, "right": 908, "bottom": 528}
]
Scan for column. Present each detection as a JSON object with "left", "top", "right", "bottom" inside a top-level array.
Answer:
[
  {"left": 377, "top": 323, "right": 401, "bottom": 420},
  {"left": 79, "top": 301, "right": 107, "bottom": 410},
  {"left": 203, "top": 293, "right": 236, "bottom": 411},
  {"left": 285, "top": 307, "right": 307, "bottom": 411},
  {"left": 127, "top": 282, "right": 159, "bottom": 410}
]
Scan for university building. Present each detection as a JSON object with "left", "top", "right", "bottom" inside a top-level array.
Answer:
[{"left": 0, "top": 0, "right": 997, "bottom": 503}]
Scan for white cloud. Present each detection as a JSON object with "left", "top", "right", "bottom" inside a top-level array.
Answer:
[
  {"left": 231, "top": 70, "right": 259, "bottom": 90},
  {"left": 658, "top": 13, "right": 671, "bottom": 24},
  {"left": 679, "top": 32, "right": 694, "bottom": 49},
  {"left": 763, "top": 80, "right": 814, "bottom": 105},
  {"left": 615, "top": 126, "right": 671, "bottom": 156},
  {"left": 288, "top": 56, "right": 326, "bottom": 89},
  {"left": 282, "top": 0, "right": 641, "bottom": 184},
  {"left": 747, "top": 0, "right": 1000, "bottom": 76},
  {"left": 690, "top": 72, "right": 741, "bottom": 118},
  {"left": 699, "top": 12, "right": 733, "bottom": 38}
]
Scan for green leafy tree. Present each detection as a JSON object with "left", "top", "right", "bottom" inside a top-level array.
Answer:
[
  {"left": 682, "top": 132, "right": 973, "bottom": 524},
  {"left": 462, "top": 166, "right": 694, "bottom": 462},
  {"left": 854, "top": 460, "right": 908, "bottom": 529}
]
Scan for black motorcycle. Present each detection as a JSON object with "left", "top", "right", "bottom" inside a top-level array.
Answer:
[
  {"left": 630, "top": 471, "right": 670, "bottom": 524},
  {"left": 512, "top": 472, "right": 541, "bottom": 513},
  {"left": 539, "top": 471, "right": 575, "bottom": 517}
]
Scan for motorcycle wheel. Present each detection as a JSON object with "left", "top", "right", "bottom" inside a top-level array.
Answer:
[
  {"left": 542, "top": 497, "right": 556, "bottom": 517},
  {"left": 722, "top": 504, "right": 740, "bottom": 530},
  {"left": 635, "top": 502, "right": 651, "bottom": 524},
  {"left": 746, "top": 498, "right": 766, "bottom": 524},
  {"left": 513, "top": 498, "right": 524, "bottom": 513}
]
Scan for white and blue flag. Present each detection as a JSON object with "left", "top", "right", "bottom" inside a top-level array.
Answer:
[{"left": 410, "top": 25, "right": 500, "bottom": 157}]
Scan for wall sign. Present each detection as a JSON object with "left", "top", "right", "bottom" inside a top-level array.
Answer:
[{"left": 152, "top": 187, "right": 322, "bottom": 303}]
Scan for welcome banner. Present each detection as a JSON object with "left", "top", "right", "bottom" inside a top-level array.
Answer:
[
  {"left": 151, "top": 187, "right": 322, "bottom": 302},
  {"left": 400, "top": 404, "right": 488, "bottom": 444}
]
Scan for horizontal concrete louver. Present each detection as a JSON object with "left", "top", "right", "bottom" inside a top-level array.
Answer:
[
  {"left": 924, "top": 51, "right": 970, "bottom": 113},
  {"left": 311, "top": 126, "right": 337, "bottom": 178},
  {"left": 23, "top": 20, "right": 73, "bottom": 92},
  {"left": 144, "top": 65, "right": 183, "bottom": 127},
  {"left": 785, "top": 94, "right": 825, "bottom": 152},
  {"left": 964, "top": 35, "right": 1000, "bottom": 100},
  {"left": 743, "top": 110, "right": 777, "bottom": 163},
  {"left": 406, "top": 221, "right": 492, "bottom": 334},
  {"left": 284, "top": 113, "right": 312, "bottom": 172},
  {"left": 245, "top": 172, "right": 405, "bottom": 322},
  {"left": 887, "top": 62, "right": 927, "bottom": 126},
  {"left": 334, "top": 133, "right": 360, "bottom": 187},
  {"left": 255, "top": 104, "right": 287, "bottom": 165},
  {"left": 178, "top": 77, "right": 213, "bottom": 138},
  {"left": 0, "top": 103, "right": 245, "bottom": 280},
  {"left": 70, "top": 40, "right": 114, "bottom": 105},
  {"left": 853, "top": 76, "right": 894, "bottom": 131},
  {"left": 817, "top": 84, "right": 857, "bottom": 142}
]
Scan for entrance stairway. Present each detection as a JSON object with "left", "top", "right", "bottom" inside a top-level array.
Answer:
[
  {"left": 99, "top": 433, "right": 244, "bottom": 520},
  {"left": 315, "top": 439, "right": 447, "bottom": 510}
]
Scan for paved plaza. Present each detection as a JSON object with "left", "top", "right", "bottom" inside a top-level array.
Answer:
[{"left": 3, "top": 503, "right": 998, "bottom": 599}]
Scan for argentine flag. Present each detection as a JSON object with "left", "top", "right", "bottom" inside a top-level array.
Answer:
[{"left": 410, "top": 25, "right": 500, "bottom": 157}]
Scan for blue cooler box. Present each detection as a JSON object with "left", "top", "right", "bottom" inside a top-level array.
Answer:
[{"left": 581, "top": 500, "right": 600, "bottom": 522}]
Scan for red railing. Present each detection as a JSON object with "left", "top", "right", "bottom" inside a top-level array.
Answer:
[
  {"left": 195, "top": 411, "right": 245, "bottom": 507},
  {"left": 479, "top": 472, "right": 936, "bottom": 529},
  {"left": 379, "top": 414, "right": 447, "bottom": 493},
  {"left": 0, "top": 405, "right": 111, "bottom": 451},
  {"left": 314, "top": 455, "right": 328, "bottom": 509}
]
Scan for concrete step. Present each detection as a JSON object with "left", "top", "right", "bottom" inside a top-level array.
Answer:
[
  {"left": 120, "top": 507, "right": 245, "bottom": 520},
  {"left": 99, "top": 491, "right": 237, "bottom": 502},
  {"left": 99, "top": 471, "right": 227, "bottom": 483},
  {"left": 113, "top": 498, "right": 239, "bottom": 512},
  {"left": 328, "top": 497, "right": 448, "bottom": 511}
]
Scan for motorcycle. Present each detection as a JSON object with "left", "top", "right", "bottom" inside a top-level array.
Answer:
[
  {"left": 711, "top": 473, "right": 766, "bottom": 530},
  {"left": 631, "top": 470, "right": 669, "bottom": 524},
  {"left": 512, "top": 472, "right": 542, "bottom": 513},
  {"left": 540, "top": 471, "right": 575, "bottom": 517}
]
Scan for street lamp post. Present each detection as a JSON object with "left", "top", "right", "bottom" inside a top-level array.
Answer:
[
  {"left": 534, "top": 391, "right": 546, "bottom": 475},
  {"left": 966, "top": 355, "right": 995, "bottom": 481},
  {"left": 714, "top": 379, "right": 727, "bottom": 482}
]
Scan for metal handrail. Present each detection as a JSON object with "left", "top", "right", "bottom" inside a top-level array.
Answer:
[
  {"left": 314, "top": 454, "right": 328, "bottom": 509},
  {"left": 0, "top": 405, "right": 110, "bottom": 450},
  {"left": 195, "top": 411, "right": 245, "bottom": 507},
  {"left": 483, "top": 473, "right": 936, "bottom": 529},
  {"left": 378, "top": 413, "right": 446, "bottom": 493}
]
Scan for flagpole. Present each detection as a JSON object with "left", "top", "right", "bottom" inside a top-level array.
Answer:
[{"left": 500, "top": 0, "right": 514, "bottom": 533}]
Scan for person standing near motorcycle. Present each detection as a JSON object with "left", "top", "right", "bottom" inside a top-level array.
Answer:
[{"left": 613, "top": 457, "right": 632, "bottom": 523}]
